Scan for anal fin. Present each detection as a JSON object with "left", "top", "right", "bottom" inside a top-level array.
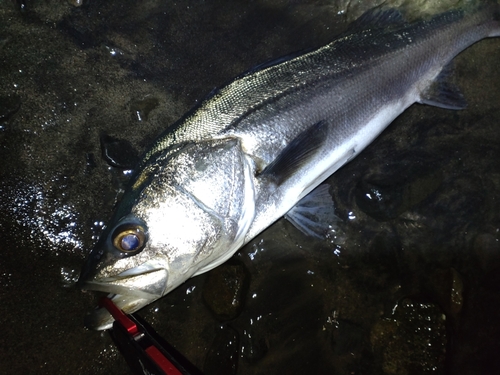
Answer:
[{"left": 420, "top": 61, "right": 467, "bottom": 110}]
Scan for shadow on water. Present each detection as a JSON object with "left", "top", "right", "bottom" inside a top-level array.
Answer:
[{"left": 0, "top": 0, "right": 499, "bottom": 374}]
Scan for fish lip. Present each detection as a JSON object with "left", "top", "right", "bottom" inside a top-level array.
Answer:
[
  {"left": 80, "top": 266, "right": 169, "bottom": 298},
  {"left": 84, "top": 293, "right": 159, "bottom": 330},
  {"left": 80, "top": 280, "right": 161, "bottom": 299},
  {"left": 81, "top": 267, "right": 168, "bottom": 330}
]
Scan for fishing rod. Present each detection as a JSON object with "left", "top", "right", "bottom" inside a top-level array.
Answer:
[{"left": 100, "top": 297, "right": 203, "bottom": 375}]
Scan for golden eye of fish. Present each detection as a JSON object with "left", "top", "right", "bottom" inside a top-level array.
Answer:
[{"left": 112, "top": 225, "right": 147, "bottom": 253}]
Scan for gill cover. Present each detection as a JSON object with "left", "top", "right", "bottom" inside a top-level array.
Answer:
[
  {"left": 79, "top": 136, "right": 255, "bottom": 329},
  {"left": 129, "top": 137, "right": 255, "bottom": 282}
]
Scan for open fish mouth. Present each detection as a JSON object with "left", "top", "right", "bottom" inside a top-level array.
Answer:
[
  {"left": 80, "top": 268, "right": 168, "bottom": 330},
  {"left": 83, "top": 293, "right": 159, "bottom": 330}
]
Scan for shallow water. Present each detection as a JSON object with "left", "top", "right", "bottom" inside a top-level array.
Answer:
[{"left": 1, "top": 1, "right": 499, "bottom": 374}]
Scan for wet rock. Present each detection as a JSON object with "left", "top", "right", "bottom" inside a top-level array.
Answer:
[
  {"left": 202, "top": 259, "right": 249, "bottom": 321},
  {"left": 449, "top": 269, "right": 463, "bottom": 315},
  {"left": 203, "top": 325, "right": 239, "bottom": 375},
  {"left": 370, "top": 298, "right": 447, "bottom": 374},
  {"left": 0, "top": 95, "right": 21, "bottom": 123},
  {"left": 482, "top": 267, "right": 500, "bottom": 294},
  {"left": 427, "top": 268, "right": 464, "bottom": 317},
  {"left": 323, "top": 316, "right": 373, "bottom": 374},
  {"left": 353, "top": 149, "right": 444, "bottom": 221},
  {"left": 84, "top": 152, "right": 97, "bottom": 174},
  {"left": 473, "top": 231, "right": 500, "bottom": 272},
  {"left": 423, "top": 175, "right": 487, "bottom": 239},
  {"left": 355, "top": 170, "right": 442, "bottom": 221},
  {"left": 13, "top": 0, "right": 28, "bottom": 13},
  {"left": 100, "top": 133, "right": 139, "bottom": 169},
  {"left": 68, "top": 0, "right": 83, "bottom": 7},
  {"left": 130, "top": 96, "right": 159, "bottom": 122},
  {"left": 1, "top": 1, "right": 499, "bottom": 374},
  {"left": 58, "top": 15, "right": 101, "bottom": 49},
  {"left": 60, "top": 266, "right": 80, "bottom": 287},
  {"left": 355, "top": 179, "right": 404, "bottom": 220},
  {"left": 240, "top": 326, "right": 268, "bottom": 364},
  {"left": 331, "top": 319, "right": 367, "bottom": 356}
]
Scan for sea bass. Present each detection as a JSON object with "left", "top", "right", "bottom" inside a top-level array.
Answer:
[{"left": 79, "top": 4, "right": 500, "bottom": 330}]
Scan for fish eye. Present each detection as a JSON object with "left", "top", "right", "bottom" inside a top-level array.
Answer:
[{"left": 112, "top": 224, "right": 147, "bottom": 254}]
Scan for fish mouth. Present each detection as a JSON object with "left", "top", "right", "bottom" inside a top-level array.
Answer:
[
  {"left": 80, "top": 267, "right": 168, "bottom": 330},
  {"left": 83, "top": 293, "right": 159, "bottom": 330}
]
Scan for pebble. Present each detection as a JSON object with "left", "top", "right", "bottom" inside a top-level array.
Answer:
[
  {"left": 130, "top": 96, "right": 159, "bottom": 122},
  {"left": 99, "top": 134, "right": 139, "bottom": 169}
]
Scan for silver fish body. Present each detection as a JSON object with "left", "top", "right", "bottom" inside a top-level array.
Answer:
[{"left": 79, "top": 5, "right": 500, "bottom": 330}]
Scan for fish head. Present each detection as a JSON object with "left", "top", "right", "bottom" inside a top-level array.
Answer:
[{"left": 79, "top": 138, "right": 253, "bottom": 330}]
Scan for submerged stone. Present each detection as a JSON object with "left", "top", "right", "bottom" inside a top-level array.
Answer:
[
  {"left": 202, "top": 259, "right": 249, "bottom": 321},
  {"left": 370, "top": 298, "right": 447, "bottom": 374},
  {"left": 355, "top": 170, "right": 443, "bottom": 221}
]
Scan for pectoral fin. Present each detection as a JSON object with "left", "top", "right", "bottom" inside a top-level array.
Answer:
[{"left": 260, "top": 120, "right": 328, "bottom": 185}]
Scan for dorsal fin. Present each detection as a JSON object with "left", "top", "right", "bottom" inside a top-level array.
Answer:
[
  {"left": 346, "top": 7, "right": 406, "bottom": 32},
  {"left": 240, "top": 48, "right": 314, "bottom": 78}
]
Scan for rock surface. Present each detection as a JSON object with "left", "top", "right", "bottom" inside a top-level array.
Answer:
[{"left": 1, "top": 1, "right": 499, "bottom": 374}]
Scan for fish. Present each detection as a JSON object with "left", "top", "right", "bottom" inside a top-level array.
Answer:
[{"left": 78, "top": 4, "right": 500, "bottom": 330}]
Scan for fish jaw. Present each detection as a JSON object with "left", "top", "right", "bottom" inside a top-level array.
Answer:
[
  {"left": 83, "top": 294, "right": 159, "bottom": 331},
  {"left": 80, "top": 266, "right": 168, "bottom": 330},
  {"left": 81, "top": 266, "right": 169, "bottom": 298}
]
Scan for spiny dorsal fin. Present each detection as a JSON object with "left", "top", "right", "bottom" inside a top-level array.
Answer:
[{"left": 346, "top": 7, "right": 406, "bottom": 32}]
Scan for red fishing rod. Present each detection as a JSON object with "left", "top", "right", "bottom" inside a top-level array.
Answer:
[{"left": 100, "top": 297, "right": 203, "bottom": 375}]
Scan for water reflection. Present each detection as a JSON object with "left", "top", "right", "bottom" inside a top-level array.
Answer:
[{"left": 1, "top": 179, "right": 83, "bottom": 252}]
